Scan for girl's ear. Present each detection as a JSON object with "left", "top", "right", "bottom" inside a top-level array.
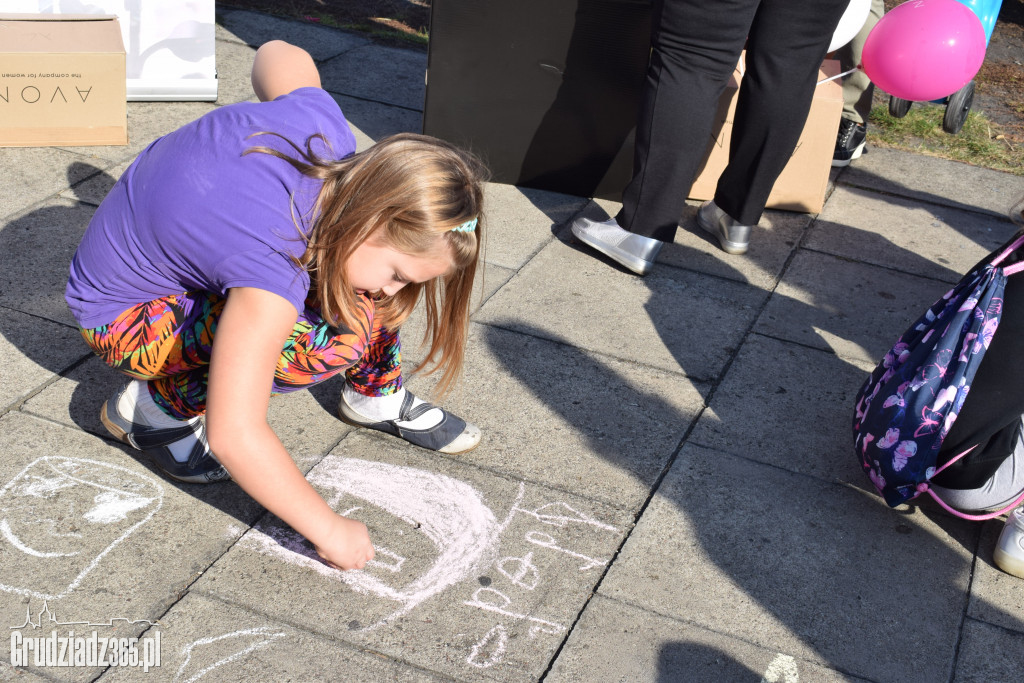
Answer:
[{"left": 251, "top": 41, "right": 321, "bottom": 102}]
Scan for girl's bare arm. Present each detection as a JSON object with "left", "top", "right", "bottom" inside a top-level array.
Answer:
[
  {"left": 251, "top": 40, "right": 322, "bottom": 102},
  {"left": 205, "top": 286, "right": 374, "bottom": 570}
]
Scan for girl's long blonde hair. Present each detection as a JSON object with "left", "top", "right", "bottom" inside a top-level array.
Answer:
[{"left": 246, "top": 132, "right": 487, "bottom": 396}]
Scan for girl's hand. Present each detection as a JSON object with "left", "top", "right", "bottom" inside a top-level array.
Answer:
[{"left": 313, "top": 514, "right": 375, "bottom": 571}]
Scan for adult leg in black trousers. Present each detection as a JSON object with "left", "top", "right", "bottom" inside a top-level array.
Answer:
[
  {"left": 572, "top": 0, "right": 847, "bottom": 272},
  {"left": 717, "top": 0, "right": 849, "bottom": 225},
  {"left": 616, "top": 0, "right": 758, "bottom": 242},
  {"left": 621, "top": 0, "right": 849, "bottom": 237}
]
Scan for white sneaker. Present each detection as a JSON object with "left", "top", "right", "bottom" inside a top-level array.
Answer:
[{"left": 994, "top": 506, "right": 1024, "bottom": 578}]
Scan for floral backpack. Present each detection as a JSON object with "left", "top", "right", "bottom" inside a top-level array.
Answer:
[{"left": 853, "top": 232, "right": 1024, "bottom": 520}]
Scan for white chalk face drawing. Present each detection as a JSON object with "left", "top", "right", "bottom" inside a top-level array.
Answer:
[
  {"left": 241, "top": 456, "right": 622, "bottom": 673},
  {"left": 0, "top": 457, "right": 163, "bottom": 599},
  {"left": 242, "top": 457, "right": 504, "bottom": 631}
]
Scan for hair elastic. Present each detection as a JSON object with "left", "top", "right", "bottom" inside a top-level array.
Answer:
[{"left": 451, "top": 217, "right": 478, "bottom": 233}]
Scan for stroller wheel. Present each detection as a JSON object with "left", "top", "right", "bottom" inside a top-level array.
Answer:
[
  {"left": 888, "top": 95, "right": 912, "bottom": 118},
  {"left": 942, "top": 81, "right": 975, "bottom": 135}
]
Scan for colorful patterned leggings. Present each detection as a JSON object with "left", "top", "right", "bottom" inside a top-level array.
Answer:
[{"left": 79, "top": 291, "right": 402, "bottom": 419}]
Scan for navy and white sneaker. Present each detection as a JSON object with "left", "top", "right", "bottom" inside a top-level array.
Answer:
[{"left": 100, "top": 384, "right": 230, "bottom": 484}]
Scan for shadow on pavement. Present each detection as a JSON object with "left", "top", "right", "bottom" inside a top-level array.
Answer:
[{"left": 490, "top": 169, "right": 1022, "bottom": 675}]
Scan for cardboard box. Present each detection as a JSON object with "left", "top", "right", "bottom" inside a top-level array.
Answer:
[
  {"left": 687, "top": 56, "right": 843, "bottom": 214},
  {"left": 0, "top": 14, "right": 127, "bottom": 146}
]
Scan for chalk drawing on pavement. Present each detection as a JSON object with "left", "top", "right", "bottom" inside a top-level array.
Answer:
[
  {"left": 240, "top": 457, "right": 503, "bottom": 631},
  {"left": 176, "top": 627, "right": 287, "bottom": 683},
  {"left": 0, "top": 457, "right": 163, "bottom": 599}
]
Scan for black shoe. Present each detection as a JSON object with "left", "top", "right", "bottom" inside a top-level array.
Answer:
[
  {"left": 832, "top": 118, "right": 866, "bottom": 168},
  {"left": 101, "top": 384, "right": 230, "bottom": 484},
  {"left": 338, "top": 390, "right": 481, "bottom": 454}
]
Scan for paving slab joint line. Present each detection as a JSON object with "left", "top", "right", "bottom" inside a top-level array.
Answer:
[
  {"left": 0, "top": 303, "right": 81, "bottom": 331},
  {"left": 333, "top": 421, "right": 645, "bottom": 517},
  {"left": 215, "top": 8, "right": 375, "bottom": 63},
  {"left": 177, "top": 589, "right": 460, "bottom": 682},
  {"left": 684, "top": 431, "right": 879, "bottom": 493},
  {"left": 798, "top": 243, "right": 994, "bottom": 288},
  {"left": 470, "top": 258, "right": 528, "bottom": 313},
  {"left": 0, "top": 350, "right": 94, "bottom": 420},
  {"left": 567, "top": 592, "right": 881, "bottom": 683},
  {"left": 319, "top": 86, "right": 425, "bottom": 114},
  {"left": 536, "top": 412, "right": 700, "bottom": 680},
  {"left": 963, "top": 613, "right": 1024, "bottom": 639},
  {"left": 474, "top": 317, "right": 718, "bottom": 384},
  {"left": 945, "top": 526, "right": 985, "bottom": 683},
  {"left": 750, "top": 328, "right": 877, "bottom": 370},
  {"left": 835, "top": 177, "right": 1019, "bottom": 221}
]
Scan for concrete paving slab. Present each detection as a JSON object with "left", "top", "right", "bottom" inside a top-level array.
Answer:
[
  {"left": 0, "top": 198, "right": 94, "bottom": 327},
  {"left": 400, "top": 261, "right": 515, "bottom": 366},
  {"left": 20, "top": 356, "right": 351, "bottom": 476},
  {"left": 807, "top": 186, "right": 1019, "bottom": 284},
  {"left": 59, "top": 161, "right": 132, "bottom": 207},
  {"left": 319, "top": 45, "right": 426, "bottom": 111},
  {"left": 0, "top": 308, "right": 87, "bottom": 414},
  {"left": 966, "top": 518, "right": 1024, "bottom": 634},
  {"left": 546, "top": 594, "right": 859, "bottom": 683},
  {"left": 211, "top": 39, "right": 259, "bottom": 106},
  {"left": 482, "top": 184, "right": 587, "bottom": 272},
  {"left": 331, "top": 93, "right": 423, "bottom": 151},
  {"left": 215, "top": 9, "right": 371, "bottom": 60},
  {"left": 755, "top": 249, "right": 953, "bottom": 365},
  {"left": 4, "top": 8, "right": 1022, "bottom": 680},
  {"left": 0, "top": 663, "right": 48, "bottom": 682},
  {"left": 55, "top": 101, "right": 217, "bottom": 166},
  {"left": 476, "top": 238, "right": 767, "bottom": 380},
  {"left": 0, "top": 149, "right": 111, "bottom": 222},
  {"left": 190, "top": 441, "right": 632, "bottom": 681},
  {"left": 837, "top": 146, "right": 1022, "bottom": 219},
  {"left": 0, "top": 412, "right": 262, "bottom": 680},
  {"left": 952, "top": 618, "right": 1024, "bottom": 683},
  {"left": 599, "top": 443, "right": 978, "bottom": 683},
  {"left": 444, "top": 322, "right": 708, "bottom": 508},
  {"left": 97, "top": 592, "right": 445, "bottom": 682},
  {"left": 689, "top": 333, "right": 871, "bottom": 484},
  {"left": 665, "top": 206, "right": 812, "bottom": 291}
]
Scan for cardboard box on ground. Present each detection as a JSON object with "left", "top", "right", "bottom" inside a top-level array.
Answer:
[
  {"left": 0, "top": 14, "right": 127, "bottom": 147},
  {"left": 687, "top": 54, "right": 843, "bottom": 214}
]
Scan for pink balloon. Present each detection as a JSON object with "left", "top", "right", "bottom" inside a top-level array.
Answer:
[{"left": 862, "top": 0, "right": 987, "bottom": 102}]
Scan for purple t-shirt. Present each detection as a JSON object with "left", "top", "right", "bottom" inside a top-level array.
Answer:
[{"left": 66, "top": 87, "right": 357, "bottom": 328}]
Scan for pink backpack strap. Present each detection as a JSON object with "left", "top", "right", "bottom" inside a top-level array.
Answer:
[
  {"left": 920, "top": 445, "right": 1024, "bottom": 521},
  {"left": 923, "top": 486, "right": 1024, "bottom": 521},
  {"left": 991, "top": 233, "right": 1024, "bottom": 274}
]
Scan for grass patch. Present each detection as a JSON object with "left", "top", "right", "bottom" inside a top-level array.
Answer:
[{"left": 868, "top": 104, "right": 1023, "bottom": 175}]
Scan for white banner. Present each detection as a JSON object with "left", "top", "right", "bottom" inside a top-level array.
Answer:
[{"left": 5, "top": 1, "right": 217, "bottom": 101}]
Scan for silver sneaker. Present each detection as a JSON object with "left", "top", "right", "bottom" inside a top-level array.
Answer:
[
  {"left": 697, "top": 200, "right": 752, "bottom": 255},
  {"left": 570, "top": 216, "right": 662, "bottom": 275}
]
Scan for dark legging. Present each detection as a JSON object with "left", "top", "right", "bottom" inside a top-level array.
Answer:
[{"left": 617, "top": 0, "right": 849, "bottom": 240}]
